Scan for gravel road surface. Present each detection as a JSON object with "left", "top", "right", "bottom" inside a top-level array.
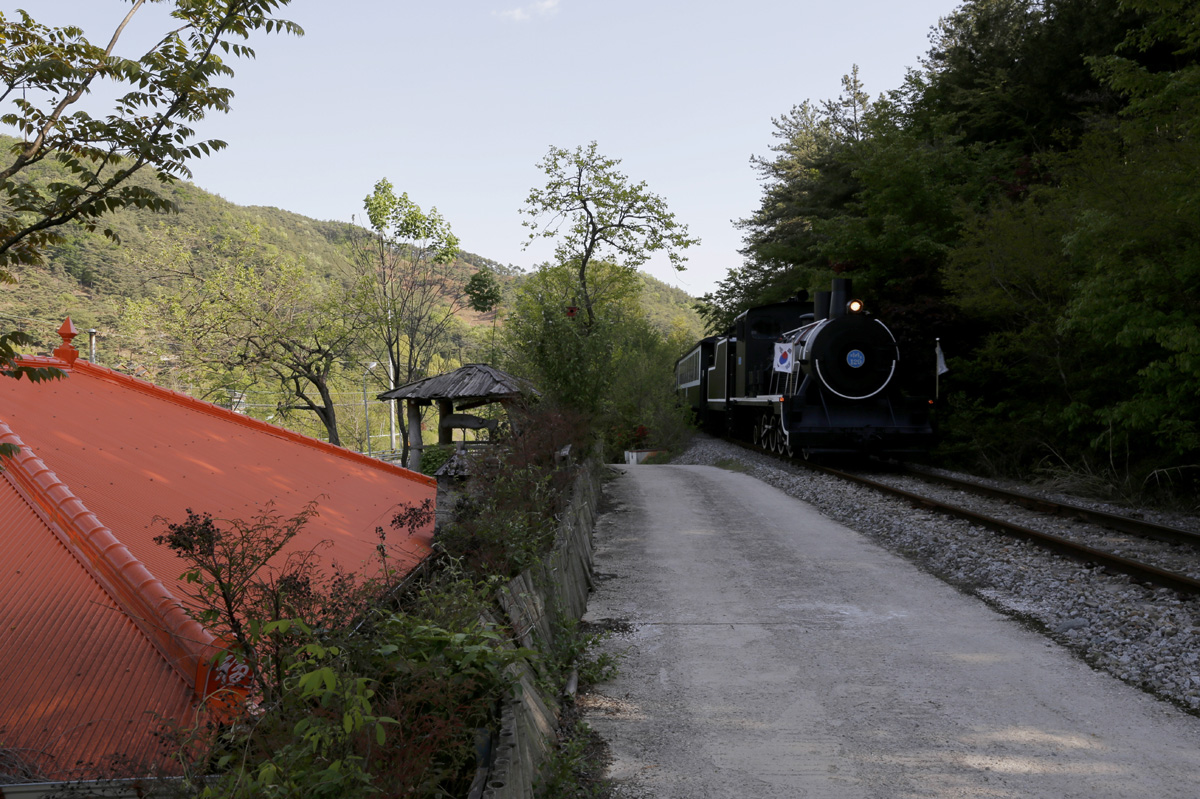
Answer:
[{"left": 580, "top": 463, "right": 1200, "bottom": 798}]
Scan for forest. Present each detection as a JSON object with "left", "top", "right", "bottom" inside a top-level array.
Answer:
[{"left": 700, "top": 0, "right": 1199, "bottom": 502}]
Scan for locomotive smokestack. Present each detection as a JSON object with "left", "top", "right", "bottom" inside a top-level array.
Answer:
[
  {"left": 830, "top": 278, "right": 852, "bottom": 319},
  {"left": 814, "top": 291, "right": 831, "bottom": 321}
]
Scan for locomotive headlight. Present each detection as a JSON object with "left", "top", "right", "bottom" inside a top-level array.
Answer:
[{"left": 848, "top": 299, "right": 864, "bottom": 313}]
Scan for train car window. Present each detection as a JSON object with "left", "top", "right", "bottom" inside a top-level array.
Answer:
[{"left": 677, "top": 350, "right": 701, "bottom": 387}]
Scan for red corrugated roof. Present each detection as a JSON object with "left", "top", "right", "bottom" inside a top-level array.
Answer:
[
  {"left": 0, "top": 476, "right": 195, "bottom": 778},
  {"left": 0, "top": 341, "right": 436, "bottom": 781}
]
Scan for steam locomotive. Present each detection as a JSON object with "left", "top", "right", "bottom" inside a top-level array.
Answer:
[{"left": 676, "top": 278, "right": 933, "bottom": 458}]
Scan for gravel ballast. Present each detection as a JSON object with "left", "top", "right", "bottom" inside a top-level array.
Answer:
[{"left": 672, "top": 435, "right": 1200, "bottom": 714}]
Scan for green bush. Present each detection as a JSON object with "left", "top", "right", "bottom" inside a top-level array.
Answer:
[
  {"left": 419, "top": 444, "right": 455, "bottom": 476},
  {"left": 436, "top": 403, "right": 588, "bottom": 577}
]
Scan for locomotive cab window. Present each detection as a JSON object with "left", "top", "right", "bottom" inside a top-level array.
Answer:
[{"left": 751, "top": 319, "right": 782, "bottom": 339}]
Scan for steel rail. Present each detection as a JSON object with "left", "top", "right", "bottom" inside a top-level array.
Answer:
[
  {"left": 813, "top": 462, "right": 1200, "bottom": 597},
  {"left": 898, "top": 466, "right": 1200, "bottom": 547}
]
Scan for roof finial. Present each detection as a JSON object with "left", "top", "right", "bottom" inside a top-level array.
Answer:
[{"left": 54, "top": 317, "right": 79, "bottom": 366}]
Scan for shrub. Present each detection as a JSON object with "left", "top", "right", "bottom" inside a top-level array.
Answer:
[
  {"left": 419, "top": 444, "right": 455, "bottom": 476},
  {"left": 437, "top": 402, "right": 589, "bottom": 577},
  {"left": 156, "top": 502, "right": 533, "bottom": 798}
]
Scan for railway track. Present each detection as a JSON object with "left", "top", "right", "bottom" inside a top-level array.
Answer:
[
  {"left": 730, "top": 438, "right": 1200, "bottom": 597},
  {"left": 896, "top": 466, "right": 1200, "bottom": 547}
]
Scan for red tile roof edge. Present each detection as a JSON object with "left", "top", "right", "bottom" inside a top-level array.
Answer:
[
  {"left": 15, "top": 354, "right": 436, "bottom": 489},
  {"left": 0, "top": 418, "right": 221, "bottom": 693}
]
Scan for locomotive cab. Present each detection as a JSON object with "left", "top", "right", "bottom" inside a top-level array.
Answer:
[{"left": 734, "top": 298, "right": 814, "bottom": 398}]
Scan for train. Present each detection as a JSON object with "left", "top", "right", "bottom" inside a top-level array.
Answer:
[{"left": 676, "top": 277, "right": 934, "bottom": 458}]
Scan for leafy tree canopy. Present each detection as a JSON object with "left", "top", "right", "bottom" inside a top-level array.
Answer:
[
  {"left": 0, "top": 1, "right": 300, "bottom": 393},
  {"left": 521, "top": 141, "right": 698, "bottom": 328}
]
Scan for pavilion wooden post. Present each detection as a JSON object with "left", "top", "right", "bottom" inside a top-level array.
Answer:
[
  {"left": 406, "top": 399, "right": 424, "bottom": 472},
  {"left": 437, "top": 398, "right": 454, "bottom": 445}
]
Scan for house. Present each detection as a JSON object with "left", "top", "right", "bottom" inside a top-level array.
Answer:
[{"left": 0, "top": 321, "right": 436, "bottom": 784}]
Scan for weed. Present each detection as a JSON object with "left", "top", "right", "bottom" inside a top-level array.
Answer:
[
  {"left": 535, "top": 720, "right": 611, "bottom": 799},
  {"left": 544, "top": 615, "right": 621, "bottom": 697}
]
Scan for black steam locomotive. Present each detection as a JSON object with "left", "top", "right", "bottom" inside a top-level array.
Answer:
[{"left": 676, "top": 278, "right": 933, "bottom": 458}]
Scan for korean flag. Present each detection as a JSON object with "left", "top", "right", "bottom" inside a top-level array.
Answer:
[{"left": 773, "top": 343, "right": 794, "bottom": 373}]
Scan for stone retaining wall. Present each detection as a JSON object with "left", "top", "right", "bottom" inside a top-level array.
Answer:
[{"left": 473, "top": 458, "right": 601, "bottom": 799}]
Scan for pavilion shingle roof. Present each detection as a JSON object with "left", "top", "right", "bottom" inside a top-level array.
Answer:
[
  {"left": 379, "top": 363, "right": 537, "bottom": 404},
  {"left": 0, "top": 334, "right": 436, "bottom": 782}
]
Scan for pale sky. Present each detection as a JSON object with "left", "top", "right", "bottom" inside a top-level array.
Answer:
[{"left": 9, "top": 1, "right": 964, "bottom": 297}]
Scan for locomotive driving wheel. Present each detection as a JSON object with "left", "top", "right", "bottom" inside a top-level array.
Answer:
[{"left": 763, "top": 417, "right": 781, "bottom": 455}]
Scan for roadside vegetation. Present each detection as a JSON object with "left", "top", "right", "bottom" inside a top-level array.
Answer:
[{"left": 131, "top": 400, "right": 607, "bottom": 798}]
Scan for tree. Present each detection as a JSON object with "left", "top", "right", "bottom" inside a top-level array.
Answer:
[
  {"left": 503, "top": 260, "right": 640, "bottom": 414},
  {"left": 1089, "top": 0, "right": 1200, "bottom": 140},
  {"left": 130, "top": 225, "right": 369, "bottom": 445},
  {"left": 521, "top": 141, "right": 698, "bottom": 328},
  {"left": 0, "top": 2, "right": 300, "bottom": 395},
  {"left": 704, "top": 70, "right": 872, "bottom": 332},
  {"left": 0, "top": 1, "right": 301, "bottom": 272},
  {"left": 915, "top": 0, "right": 1136, "bottom": 153},
  {"left": 502, "top": 260, "right": 693, "bottom": 458},
  {"left": 465, "top": 265, "right": 502, "bottom": 361},
  {"left": 349, "top": 179, "right": 466, "bottom": 463}
]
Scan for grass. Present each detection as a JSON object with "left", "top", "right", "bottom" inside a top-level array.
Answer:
[{"left": 714, "top": 457, "right": 749, "bottom": 473}]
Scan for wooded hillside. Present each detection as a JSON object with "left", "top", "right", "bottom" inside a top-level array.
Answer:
[{"left": 1, "top": 133, "right": 701, "bottom": 453}]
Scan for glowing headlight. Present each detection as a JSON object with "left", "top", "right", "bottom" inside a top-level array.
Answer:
[{"left": 848, "top": 299, "right": 864, "bottom": 313}]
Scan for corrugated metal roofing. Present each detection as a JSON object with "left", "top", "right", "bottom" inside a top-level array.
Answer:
[
  {"left": 0, "top": 476, "right": 195, "bottom": 779},
  {"left": 2, "top": 357, "right": 436, "bottom": 604},
  {"left": 379, "top": 363, "right": 537, "bottom": 403},
  {"left": 0, "top": 350, "right": 437, "bottom": 781}
]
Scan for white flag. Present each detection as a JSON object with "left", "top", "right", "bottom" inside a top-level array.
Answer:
[
  {"left": 935, "top": 341, "right": 949, "bottom": 376},
  {"left": 773, "top": 343, "right": 795, "bottom": 373}
]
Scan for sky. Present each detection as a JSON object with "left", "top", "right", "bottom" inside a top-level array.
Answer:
[{"left": 9, "top": 1, "right": 965, "bottom": 298}]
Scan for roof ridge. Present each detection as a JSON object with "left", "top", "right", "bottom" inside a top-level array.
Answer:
[
  {"left": 0, "top": 417, "right": 220, "bottom": 692},
  {"left": 46, "top": 356, "right": 435, "bottom": 489}
]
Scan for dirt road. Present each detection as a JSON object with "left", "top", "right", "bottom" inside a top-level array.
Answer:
[{"left": 581, "top": 464, "right": 1200, "bottom": 798}]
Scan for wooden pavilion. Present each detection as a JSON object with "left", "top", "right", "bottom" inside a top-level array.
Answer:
[{"left": 379, "top": 363, "right": 537, "bottom": 471}]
